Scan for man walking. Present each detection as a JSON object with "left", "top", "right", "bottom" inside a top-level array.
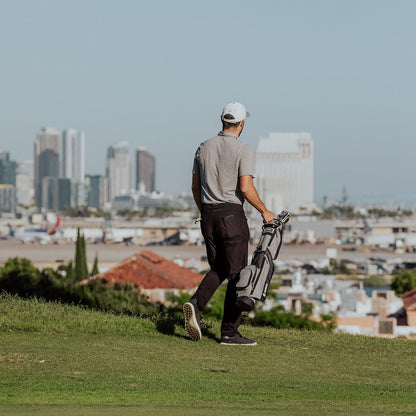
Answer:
[{"left": 183, "top": 102, "right": 274, "bottom": 345}]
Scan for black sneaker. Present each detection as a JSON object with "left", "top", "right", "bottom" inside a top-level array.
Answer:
[
  {"left": 220, "top": 332, "right": 257, "bottom": 346},
  {"left": 183, "top": 299, "right": 202, "bottom": 341}
]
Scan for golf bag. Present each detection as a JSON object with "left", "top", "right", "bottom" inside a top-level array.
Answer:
[{"left": 235, "top": 210, "right": 290, "bottom": 312}]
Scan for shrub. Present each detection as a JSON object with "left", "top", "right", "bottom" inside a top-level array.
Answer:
[
  {"left": 252, "top": 305, "right": 334, "bottom": 331},
  {"left": 0, "top": 257, "right": 157, "bottom": 315},
  {"left": 391, "top": 270, "right": 416, "bottom": 296}
]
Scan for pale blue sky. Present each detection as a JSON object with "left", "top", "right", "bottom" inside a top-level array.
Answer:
[{"left": 0, "top": 0, "right": 415, "bottom": 203}]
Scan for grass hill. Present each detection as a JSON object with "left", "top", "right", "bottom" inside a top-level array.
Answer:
[{"left": 1, "top": 293, "right": 416, "bottom": 416}]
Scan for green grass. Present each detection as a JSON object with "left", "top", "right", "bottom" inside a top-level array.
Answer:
[{"left": 1, "top": 293, "right": 416, "bottom": 415}]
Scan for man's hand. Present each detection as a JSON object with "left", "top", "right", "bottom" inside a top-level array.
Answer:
[{"left": 261, "top": 209, "right": 275, "bottom": 224}]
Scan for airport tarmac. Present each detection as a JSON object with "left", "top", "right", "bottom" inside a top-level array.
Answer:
[{"left": 1, "top": 240, "right": 415, "bottom": 268}]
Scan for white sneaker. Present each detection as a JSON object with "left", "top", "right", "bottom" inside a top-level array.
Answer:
[{"left": 183, "top": 300, "right": 202, "bottom": 341}]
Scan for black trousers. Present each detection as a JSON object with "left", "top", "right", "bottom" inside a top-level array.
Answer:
[{"left": 192, "top": 203, "right": 249, "bottom": 336}]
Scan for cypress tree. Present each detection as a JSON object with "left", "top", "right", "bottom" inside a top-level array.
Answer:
[
  {"left": 66, "top": 260, "right": 75, "bottom": 281},
  {"left": 75, "top": 228, "right": 82, "bottom": 280},
  {"left": 75, "top": 228, "right": 88, "bottom": 281},
  {"left": 91, "top": 253, "right": 99, "bottom": 276},
  {"left": 81, "top": 234, "right": 88, "bottom": 279}
]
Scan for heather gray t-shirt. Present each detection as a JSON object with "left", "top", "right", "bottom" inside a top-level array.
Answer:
[{"left": 192, "top": 131, "right": 255, "bottom": 205}]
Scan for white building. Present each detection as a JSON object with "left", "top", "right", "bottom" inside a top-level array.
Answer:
[
  {"left": 61, "top": 129, "right": 86, "bottom": 207},
  {"left": 16, "top": 160, "right": 34, "bottom": 207},
  {"left": 255, "top": 132, "right": 314, "bottom": 214},
  {"left": 62, "top": 129, "right": 85, "bottom": 183},
  {"left": 106, "top": 141, "right": 131, "bottom": 202}
]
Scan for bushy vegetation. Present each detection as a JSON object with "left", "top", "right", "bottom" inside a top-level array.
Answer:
[
  {"left": 116, "top": 206, "right": 191, "bottom": 220},
  {"left": 367, "top": 207, "right": 413, "bottom": 218},
  {"left": 362, "top": 274, "right": 389, "bottom": 287},
  {"left": 322, "top": 259, "right": 351, "bottom": 275},
  {"left": 0, "top": 257, "right": 157, "bottom": 315},
  {"left": 252, "top": 304, "right": 336, "bottom": 331},
  {"left": 61, "top": 205, "right": 111, "bottom": 218},
  {"left": 391, "top": 269, "right": 416, "bottom": 296},
  {"left": 318, "top": 205, "right": 413, "bottom": 220}
]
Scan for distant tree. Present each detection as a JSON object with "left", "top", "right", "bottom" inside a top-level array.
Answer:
[
  {"left": 0, "top": 257, "right": 39, "bottom": 297},
  {"left": 391, "top": 270, "right": 416, "bottom": 296},
  {"left": 65, "top": 260, "right": 75, "bottom": 281},
  {"left": 74, "top": 229, "right": 88, "bottom": 281},
  {"left": 90, "top": 253, "right": 99, "bottom": 276}
]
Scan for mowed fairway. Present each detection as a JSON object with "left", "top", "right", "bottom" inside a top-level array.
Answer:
[{"left": 1, "top": 294, "right": 416, "bottom": 416}]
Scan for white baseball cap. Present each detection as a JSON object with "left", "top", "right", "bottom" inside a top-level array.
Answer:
[{"left": 221, "top": 102, "right": 251, "bottom": 123}]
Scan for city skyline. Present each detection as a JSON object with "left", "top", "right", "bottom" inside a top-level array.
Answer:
[
  {"left": 1, "top": 1, "right": 415, "bottom": 203},
  {"left": 4, "top": 128, "right": 416, "bottom": 208}
]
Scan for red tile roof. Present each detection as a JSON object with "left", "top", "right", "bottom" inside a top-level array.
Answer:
[
  {"left": 83, "top": 250, "right": 203, "bottom": 290},
  {"left": 402, "top": 288, "right": 416, "bottom": 311}
]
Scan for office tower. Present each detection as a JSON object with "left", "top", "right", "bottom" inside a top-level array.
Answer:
[
  {"left": 41, "top": 177, "right": 79, "bottom": 211},
  {"left": 0, "top": 151, "right": 17, "bottom": 186},
  {"left": 0, "top": 184, "right": 16, "bottom": 213},
  {"left": 41, "top": 177, "right": 59, "bottom": 211},
  {"left": 135, "top": 147, "right": 155, "bottom": 193},
  {"left": 255, "top": 132, "right": 314, "bottom": 213},
  {"left": 86, "top": 175, "right": 108, "bottom": 209},
  {"left": 62, "top": 129, "right": 85, "bottom": 182},
  {"left": 58, "top": 178, "right": 73, "bottom": 210},
  {"left": 34, "top": 127, "right": 60, "bottom": 208},
  {"left": 105, "top": 141, "right": 130, "bottom": 202},
  {"left": 16, "top": 160, "right": 34, "bottom": 207}
]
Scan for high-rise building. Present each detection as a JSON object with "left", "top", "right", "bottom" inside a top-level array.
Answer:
[
  {"left": 105, "top": 141, "right": 130, "bottom": 202},
  {"left": 57, "top": 178, "right": 73, "bottom": 210},
  {"left": 16, "top": 160, "right": 34, "bottom": 207},
  {"left": 0, "top": 184, "right": 16, "bottom": 214},
  {"left": 34, "top": 127, "right": 60, "bottom": 208},
  {"left": 255, "top": 132, "right": 314, "bottom": 213},
  {"left": 86, "top": 175, "right": 108, "bottom": 209},
  {"left": 62, "top": 129, "right": 85, "bottom": 182},
  {"left": 135, "top": 147, "right": 155, "bottom": 193},
  {"left": 0, "top": 151, "right": 17, "bottom": 186},
  {"left": 41, "top": 177, "right": 80, "bottom": 211}
]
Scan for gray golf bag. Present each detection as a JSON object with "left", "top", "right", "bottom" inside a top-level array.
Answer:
[{"left": 235, "top": 210, "right": 290, "bottom": 312}]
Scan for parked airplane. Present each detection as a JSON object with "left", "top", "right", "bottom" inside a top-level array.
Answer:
[{"left": 8, "top": 216, "right": 62, "bottom": 243}]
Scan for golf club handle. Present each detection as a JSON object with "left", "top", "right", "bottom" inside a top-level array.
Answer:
[{"left": 276, "top": 210, "right": 290, "bottom": 225}]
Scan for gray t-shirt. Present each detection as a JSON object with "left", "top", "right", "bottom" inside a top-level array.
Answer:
[{"left": 192, "top": 131, "right": 255, "bottom": 205}]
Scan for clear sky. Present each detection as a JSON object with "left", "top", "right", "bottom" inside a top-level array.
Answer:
[{"left": 0, "top": 0, "right": 415, "bottom": 204}]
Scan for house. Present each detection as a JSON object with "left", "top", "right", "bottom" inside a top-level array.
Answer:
[{"left": 79, "top": 250, "right": 203, "bottom": 303}]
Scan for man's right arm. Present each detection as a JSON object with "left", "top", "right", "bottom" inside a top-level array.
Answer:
[
  {"left": 191, "top": 173, "right": 202, "bottom": 213},
  {"left": 240, "top": 175, "right": 274, "bottom": 223}
]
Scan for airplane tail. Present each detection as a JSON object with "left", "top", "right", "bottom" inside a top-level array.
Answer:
[{"left": 48, "top": 215, "right": 62, "bottom": 235}]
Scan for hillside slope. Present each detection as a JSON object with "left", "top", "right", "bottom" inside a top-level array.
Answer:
[{"left": 1, "top": 294, "right": 415, "bottom": 416}]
